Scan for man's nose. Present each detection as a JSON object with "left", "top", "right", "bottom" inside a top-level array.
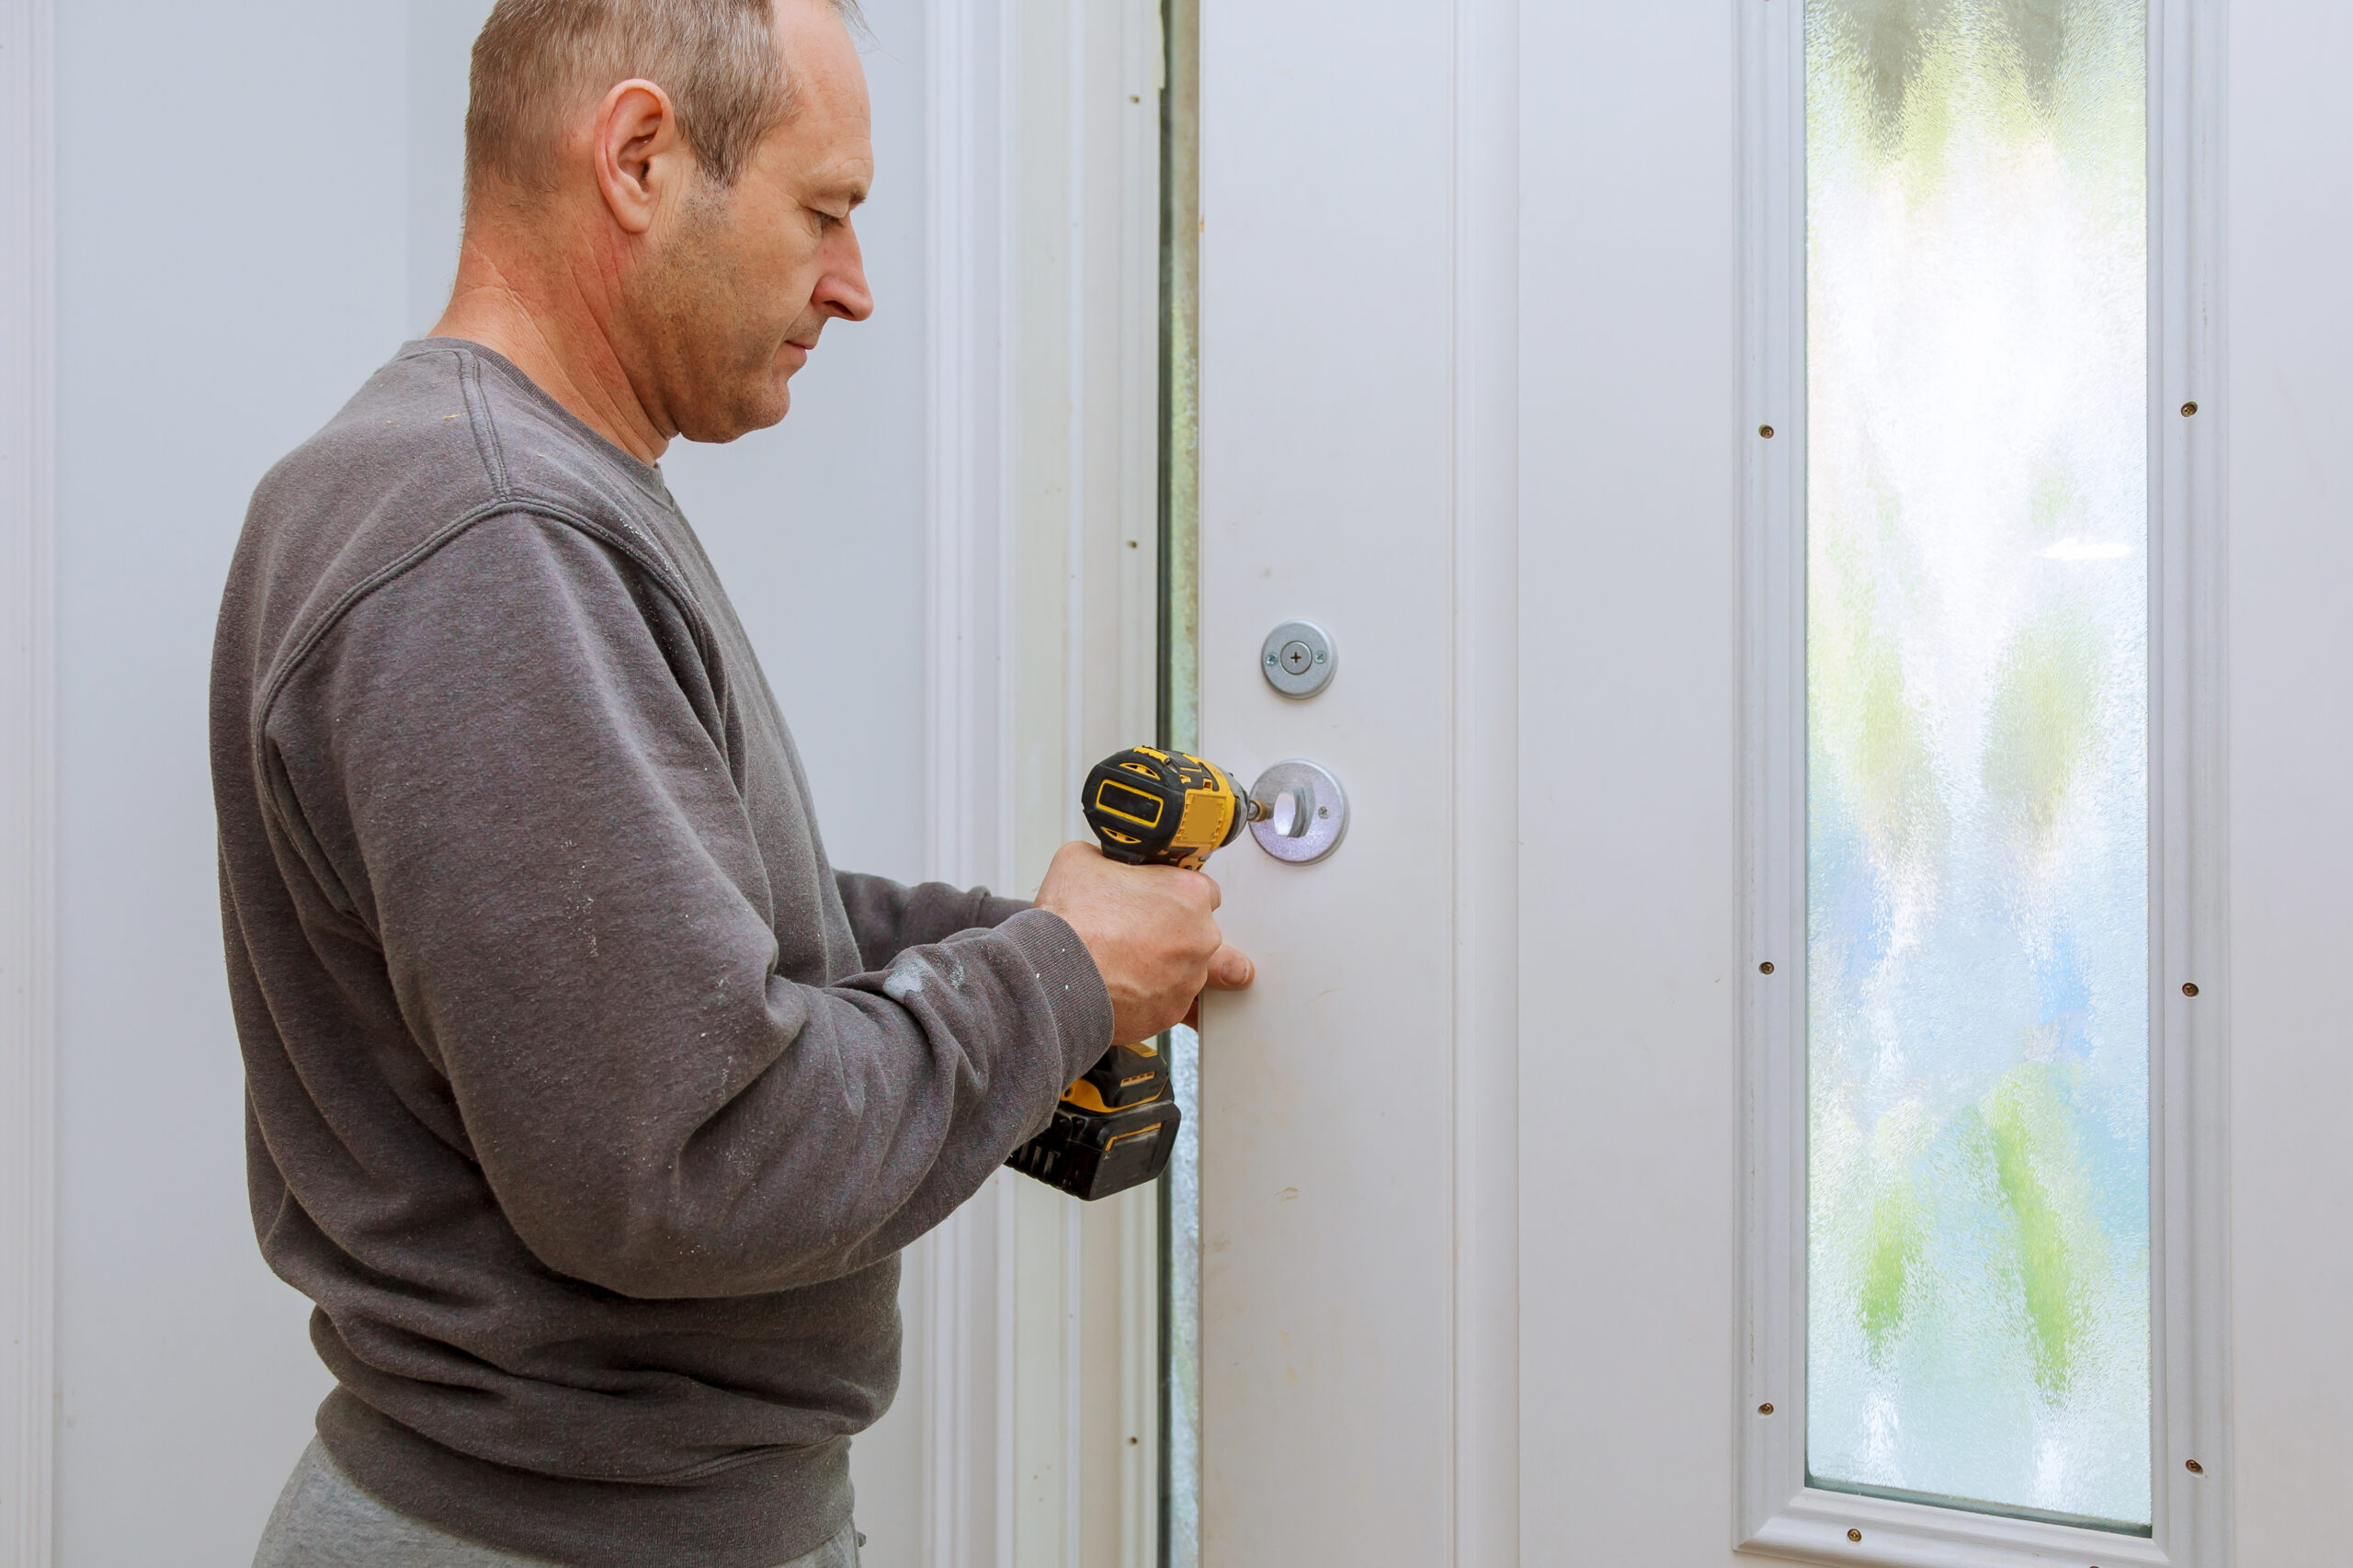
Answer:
[{"left": 817, "top": 223, "right": 874, "bottom": 323}]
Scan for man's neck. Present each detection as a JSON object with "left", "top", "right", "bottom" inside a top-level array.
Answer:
[{"left": 430, "top": 233, "right": 671, "bottom": 464}]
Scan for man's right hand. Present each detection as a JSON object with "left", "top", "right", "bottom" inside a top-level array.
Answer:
[{"left": 1032, "top": 841, "right": 1256, "bottom": 1045}]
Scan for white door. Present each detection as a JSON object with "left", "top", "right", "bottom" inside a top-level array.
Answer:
[{"left": 1189, "top": 3, "right": 2352, "bottom": 1565}]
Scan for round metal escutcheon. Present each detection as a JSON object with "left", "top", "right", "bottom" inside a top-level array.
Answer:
[
  {"left": 1260, "top": 619, "right": 1336, "bottom": 699},
  {"left": 1248, "top": 759, "right": 1349, "bottom": 864}
]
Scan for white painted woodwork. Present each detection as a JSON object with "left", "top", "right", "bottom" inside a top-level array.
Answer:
[
  {"left": 1, "top": 1, "right": 59, "bottom": 1564},
  {"left": 920, "top": 0, "right": 1163, "bottom": 1562},
  {"left": 2222, "top": 3, "right": 2353, "bottom": 1558}
]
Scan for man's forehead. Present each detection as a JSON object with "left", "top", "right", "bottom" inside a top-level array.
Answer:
[
  {"left": 774, "top": 0, "right": 870, "bottom": 115},
  {"left": 767, "top": 1, "right": 872, "bottom": 198}
]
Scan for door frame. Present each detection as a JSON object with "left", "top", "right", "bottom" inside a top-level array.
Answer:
[
  {"left": 917, "top": 0, "right": 1165, "bottom": 1562},
  {"left": 0, "top": 1, "right": 59, "bottom": 1565}
]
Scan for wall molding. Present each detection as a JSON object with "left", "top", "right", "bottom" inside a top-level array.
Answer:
[
  {"left": 920, "top": 0, "right": 1165, "bottom": 1562},
  {"left": 922, "top": 0, "right": 1017, "bottom": 1562},
  {"left": 0, "top": 2, "right": 59, "bottom": 1566},
  {"left": 924, "top": 0, "right": 1016, "bottom": 905}
]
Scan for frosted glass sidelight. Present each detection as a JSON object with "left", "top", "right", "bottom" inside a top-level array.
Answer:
[{"left": 1804, "top": 0, "right": 2152, "bottom": 1532}]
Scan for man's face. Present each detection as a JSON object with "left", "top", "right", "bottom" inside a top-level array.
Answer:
[{"left": 628, "top": 0, "right": 874, "bottom": 444}]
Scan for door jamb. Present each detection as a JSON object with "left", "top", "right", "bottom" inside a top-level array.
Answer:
[
  {"left": 0, "top": 2, "right": 60, "bottom": 1565},
  {"left": 920, "top": 0, "right": 1165, "bottom": 1562}
]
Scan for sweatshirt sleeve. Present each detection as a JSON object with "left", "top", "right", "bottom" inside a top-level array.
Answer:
[
  {"left": 835, "top": 871, "right": 1030, "bottom": 972},
  {"left": 260, "top": 512, "right": 1111, "bottom": 1300}
]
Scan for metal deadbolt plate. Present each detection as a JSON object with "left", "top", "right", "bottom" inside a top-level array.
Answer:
[
  {"left": 1260, "top": 619, "right": 1336, "bottom": 699},
  {"left": 1248, "top": 759, "right": 1348, "bottom": 864}
]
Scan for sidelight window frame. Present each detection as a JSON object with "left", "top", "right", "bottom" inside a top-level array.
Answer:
[{"left": 1733, "top": 0, "right": 2231, "bottom": 1564}]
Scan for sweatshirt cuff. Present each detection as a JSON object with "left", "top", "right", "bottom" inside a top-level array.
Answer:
[
  {"left": 991, "top": 907, "right": 1115, "bottom": 1083},
  {"left": 974, "top": 892, "right": 1030, "bottom": 928}
]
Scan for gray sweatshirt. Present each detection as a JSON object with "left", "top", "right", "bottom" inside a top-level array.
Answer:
[{"left": 210, "top": 340, "right": 1112, "bottom": 1568}]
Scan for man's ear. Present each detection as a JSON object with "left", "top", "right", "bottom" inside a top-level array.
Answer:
[{"left": 592, "top": 79, "right": 685, "bottom": 237}]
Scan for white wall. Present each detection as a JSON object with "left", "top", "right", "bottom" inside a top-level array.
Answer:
[{"left": 51, "top": 3, "right": 931, "bottom": 1562}]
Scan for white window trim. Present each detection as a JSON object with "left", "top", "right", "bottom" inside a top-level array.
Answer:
[
  {"left": 0, "top": 1, "right": 59, "bottom": 1565},
  {"left": 1733, "top": 1, "right": 2231, "bottom": 1564}
]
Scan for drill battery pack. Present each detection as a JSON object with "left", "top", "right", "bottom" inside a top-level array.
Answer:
[
  {"left": 1006, "top": 1038, "right": 1180, "bottom": 1200},
  {"left": 1004, "top": 1096, "right": 1180, "bottom": 1201}
]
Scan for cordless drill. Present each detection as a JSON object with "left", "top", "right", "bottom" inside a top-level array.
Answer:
[{"left": 1003, "top": 747, "right": 1265, "bottom": 1201}]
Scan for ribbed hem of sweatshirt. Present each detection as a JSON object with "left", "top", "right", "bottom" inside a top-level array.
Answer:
[
  {"left": 988, "top": 906, "right": 1117, "bottom": 1085},
  {"left": 317, "top": 1391, "right": 849, "bottom": 1568},
  {"left": 975, "top": 891, "right": 1031, "bottom": 930}
]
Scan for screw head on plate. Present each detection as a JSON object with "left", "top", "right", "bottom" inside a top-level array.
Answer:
[{"left": 1260, "top": 620, "right": 1336, "bottom": 699}]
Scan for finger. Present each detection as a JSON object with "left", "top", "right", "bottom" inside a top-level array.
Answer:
[
  {"left": 1165, "top": 866, "right": 1220, "bottom": 911},
  {"left": 1203, "top": 943, "right": 1255, "bottom": 989}
]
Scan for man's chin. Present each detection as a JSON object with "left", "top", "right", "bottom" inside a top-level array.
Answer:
[{"left": 677, "top": 384, "right": 792, "bottom": 445}]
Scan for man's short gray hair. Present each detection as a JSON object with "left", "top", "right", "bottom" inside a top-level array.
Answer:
[{"left": 466, "top": 0, "right": 863, "bottom": 198}]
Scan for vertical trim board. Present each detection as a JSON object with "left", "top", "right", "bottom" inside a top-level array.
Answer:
[
  {"left": 923, "top": 0, "right": 1167, "bottom": 1562},
  {"left": 1450, "top": 0, "right": 1522, "bottom": 1563},
  {"left": 922, "top": 3, "right": 1015, "bottom": 1564},
  {"left": 0, "top": 2, "right": 59, "bottom": 1565}
]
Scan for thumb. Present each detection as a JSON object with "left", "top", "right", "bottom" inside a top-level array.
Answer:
[{"left": 1204, "top": 943, "right": 1255, "bottom": 990}]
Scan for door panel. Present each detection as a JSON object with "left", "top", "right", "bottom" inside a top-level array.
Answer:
[
  {"left": 1189, "top": 1, "right": 1770, "bottom": 1560},
  {"left": 1196, "top": 2, "right": 1461, "bottom": 1559},
  {"left": 1514, "top": 5, "right": 1740, "bottom": 1562}
]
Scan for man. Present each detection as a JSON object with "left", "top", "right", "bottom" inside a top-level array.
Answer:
[{"left": 210, "top": 2, "right": 1251, "bottom": 1564}]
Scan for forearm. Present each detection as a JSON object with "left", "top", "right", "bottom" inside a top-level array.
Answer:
[
  {"left": 835, "top": 869, "right": 1029, "bottom": 972},
  {"left": 456, "top": 907, "right": 1109, "bottom": 1299}
]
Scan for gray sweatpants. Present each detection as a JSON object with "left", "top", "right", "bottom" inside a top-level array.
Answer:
[{"left": 253, "top": 1440, "right": 862, "bottom": 1568}]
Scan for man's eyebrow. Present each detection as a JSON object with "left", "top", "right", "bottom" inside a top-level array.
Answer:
[{"left": 818, "top": 168, "right": 871, "bottom": 210}]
